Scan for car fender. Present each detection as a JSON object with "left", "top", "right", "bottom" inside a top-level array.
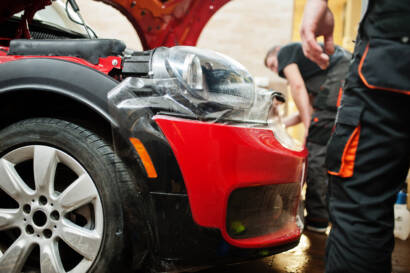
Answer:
[
  {"left": 0, "top": 57, "right": 161, "bottom": 268},
  {"left": 0, "top": 57, "right": 118, "bottom": 126}
]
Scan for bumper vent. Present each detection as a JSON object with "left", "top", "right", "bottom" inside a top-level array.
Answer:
[{"left": 226, "top": 183, "right": 300, "bottom": 239}]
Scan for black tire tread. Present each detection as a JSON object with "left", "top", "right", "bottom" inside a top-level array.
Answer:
[{"left": 0, "top": 118, "right": 134, "bottom": 273}]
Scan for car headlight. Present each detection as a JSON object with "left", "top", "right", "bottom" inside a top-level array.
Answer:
[
  {"left": 109, "top": 46, "right": 303, "bottom": 151},
  {"left": 151, "top": 46, "right": 255, "bottom": 110},
  {"left": 182, "top": 54, "right": 204, "bottom": 91}
]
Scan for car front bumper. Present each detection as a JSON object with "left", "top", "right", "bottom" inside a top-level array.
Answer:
[{"left": 154, "top": 115, "right": 307, "bottom": 249}]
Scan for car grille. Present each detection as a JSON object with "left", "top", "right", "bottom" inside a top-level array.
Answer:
[{"left": 226, "top": 183, "right": 300, "bottom": 239}]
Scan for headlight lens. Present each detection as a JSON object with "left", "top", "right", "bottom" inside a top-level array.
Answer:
[
  {"left": 151, "top": 46, "right": 255, "bottom": 110},
  {"left": 182, "top": 54, "right": 204, "bottom": 91}
]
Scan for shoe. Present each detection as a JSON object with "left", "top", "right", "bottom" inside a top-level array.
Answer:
[{"left": 305, "top": 219, "right": 328, "bottom": 233}]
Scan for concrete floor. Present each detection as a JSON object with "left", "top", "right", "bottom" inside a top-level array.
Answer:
[{"left": 196, "top": 230, "right": 410, "bottom": 273}]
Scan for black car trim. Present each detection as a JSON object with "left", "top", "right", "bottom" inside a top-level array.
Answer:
[
  {"left": 0, "top": 57, "right": 119, "bottom": 126},
  {"left": 8, "top": 39, "right": 126, "bottom": 65}
]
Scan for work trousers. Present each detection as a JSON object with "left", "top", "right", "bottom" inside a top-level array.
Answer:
[
  {"left": 306, "top": 110, "right": 336, "bottom": 224},
  {"left": 325, "top": 37, "right": 410, "bottom": 273},
  {"left": 305, "top": 141, "right": 328, "bottom": 222}
]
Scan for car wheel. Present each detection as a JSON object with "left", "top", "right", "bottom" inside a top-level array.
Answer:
[{"left": 0, "top": 118, "right": 127, "bottom": 273}]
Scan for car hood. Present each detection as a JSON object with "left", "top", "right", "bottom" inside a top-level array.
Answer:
[
  {"left": 97, "top": 0, "right": 230, "bottom": 50},
  {"left": 1, "top": 0, "right": 230, "bottom": 50},
  {"left": 0, "top": 0, "right": 52, "bottom": 22}
]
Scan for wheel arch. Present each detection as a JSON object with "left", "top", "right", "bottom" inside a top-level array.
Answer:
[
  {"left": 0, "top": 58, "right": 119, "bottom": 137},
  {"left": 0, "top": 89, "right": 113, "bottom": 140}
]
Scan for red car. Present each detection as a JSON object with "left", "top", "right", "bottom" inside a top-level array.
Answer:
[{"left": 0, "top": 1, "right": 307, "bottom": 272}]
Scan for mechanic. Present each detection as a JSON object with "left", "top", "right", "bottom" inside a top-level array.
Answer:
[
  {"left": 264, "top": 42, "right": 351, "bottom": 233},
  {"left": 300, "top": 0, "right": 410, "bottom": 272}
]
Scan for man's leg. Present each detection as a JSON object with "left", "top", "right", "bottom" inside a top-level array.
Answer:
[
  {"left": 306, "top": 141, "right": 329, "bottom": 232},
  {"left": 325, "top": 85, "right": 410, "bottom": 273}
]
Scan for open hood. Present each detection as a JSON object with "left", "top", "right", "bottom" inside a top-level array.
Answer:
[
  {"left": 1, "top": 0, "right": 230, "bottom": 50},
  {"left": 96, "top": 0, "right": 230, "bottom": 50},
  {"left": 0, "top": 0, "right": 51, "bottom": 22}
]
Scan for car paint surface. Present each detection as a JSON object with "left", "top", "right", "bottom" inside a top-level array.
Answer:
[
  {"left": 1, "top": 0, "right": 231, "bottom": 50},
  {"left": 154, "top": 115, "right": 307, "bottom": 248},
  {"left": 0, "top": 46, "right": 122, "bottom": 74},
  {"left": 97, "top": 0, "right": 231, "bottom": 49}
]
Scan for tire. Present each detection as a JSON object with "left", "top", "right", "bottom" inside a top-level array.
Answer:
[{"left": 0, "top": 118, "right": 128, "bottom": 273}]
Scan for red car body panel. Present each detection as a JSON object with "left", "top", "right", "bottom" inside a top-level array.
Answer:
[
  {"left": 1, "top": 0, "right": 230, "bottom": 49},
  {"left": 0, "top": 46, "right": 122, "bottom": 74},
  {"left": 154, "top": 115, "right": 307, "bottom": 248},
  {"left": 98, "top": 0, "right": 231, "bottom": 49},
  {"left": 0, "top": 0, "right": 51, "bottom": 23}
]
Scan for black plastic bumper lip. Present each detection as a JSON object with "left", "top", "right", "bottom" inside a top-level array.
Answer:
[{"left": 148, "top": 191, "right": 301, "bottom": 272}]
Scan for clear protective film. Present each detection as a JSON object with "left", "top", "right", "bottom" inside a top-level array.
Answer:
[
  {"left": 109, "top": 46, "right": 290, "bottom": 124},
  {"left": 107, "top": 46, "right": 305, "bottom": 272}
]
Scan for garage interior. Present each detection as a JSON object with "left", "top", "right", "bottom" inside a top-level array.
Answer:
[{"left": 74, "top": 0, "right": 409, "bottom": 272}]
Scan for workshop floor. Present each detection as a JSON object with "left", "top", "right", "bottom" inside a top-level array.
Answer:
[{"left": 197, "top": 230, "right": 410, "bottom": 273}]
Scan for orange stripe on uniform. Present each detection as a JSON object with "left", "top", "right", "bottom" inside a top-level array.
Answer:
[
  {"left": 358, "top": 44, "right": 410, "bottom": 95},
  {"left": 328, "top": 125, "right": 361, "bottom": 178},
  {"left": 336, "top": 87, "right": 343, "bottom": 107}
]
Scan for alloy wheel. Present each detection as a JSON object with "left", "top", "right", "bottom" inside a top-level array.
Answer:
[{"left": 0, "top": 145, "right": 103, "bottom": 273}]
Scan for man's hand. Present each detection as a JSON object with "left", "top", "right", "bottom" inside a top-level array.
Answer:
[{"left": 300, "top": 0, "right": 335, "bottom": 69}]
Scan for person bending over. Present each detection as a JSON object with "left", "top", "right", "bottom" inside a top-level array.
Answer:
[{"left": 265, "top": 42, "right": 351, "bottom": 232}]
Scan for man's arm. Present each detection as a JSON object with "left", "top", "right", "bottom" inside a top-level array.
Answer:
[
  {"left": 300, "top": 0, "right": 335, "bottom": 69},
  {"left": 283, "top": 112, "right": 302, "bottom": 128},
  {"left": 283, "top": 63, "right": 313, "bottom": 138}
]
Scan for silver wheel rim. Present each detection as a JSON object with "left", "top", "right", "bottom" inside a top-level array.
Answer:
[{"left": 0, "top": 145, "right": 103, "bottom": 273}]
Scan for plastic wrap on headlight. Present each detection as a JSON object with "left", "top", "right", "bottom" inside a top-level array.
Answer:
[
  {"left": 151, "top": 46, "right": 255, "bottom": 111},
  {"left": 108, "top": 46, "right": 302, "bottom": 151},
  {"left": 267, "top": 107, "right": 304, "bottom": 152}
]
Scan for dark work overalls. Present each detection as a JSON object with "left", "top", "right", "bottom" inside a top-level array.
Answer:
[
  {"left": 325, "top": 1, "right": 410, "bottom": 272},
  {"left": 304, "top": 51, "right": 351, "bottom": 225}
]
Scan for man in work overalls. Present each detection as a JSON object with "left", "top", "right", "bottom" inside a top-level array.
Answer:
[
  {"left": 300, "top": 0, "right": 410, "bottom": 272},
  {"left": 265, "top": 42, "right": 351, "bottom": 232}
]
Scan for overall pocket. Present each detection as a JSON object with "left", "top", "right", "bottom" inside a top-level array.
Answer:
[
  {"left": 307, "top": 111, "right": 336, "bottom": 145},
  {"left": 358, "top": 38, "right": 410, "bottom": 95},
  {"left": 326, "top": 102, "right": 365, "bottom": 178}
]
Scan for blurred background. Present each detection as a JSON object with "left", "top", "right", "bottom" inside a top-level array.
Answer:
[{"left": 76, "top": 0, "right": 361, "bottom": 141}]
